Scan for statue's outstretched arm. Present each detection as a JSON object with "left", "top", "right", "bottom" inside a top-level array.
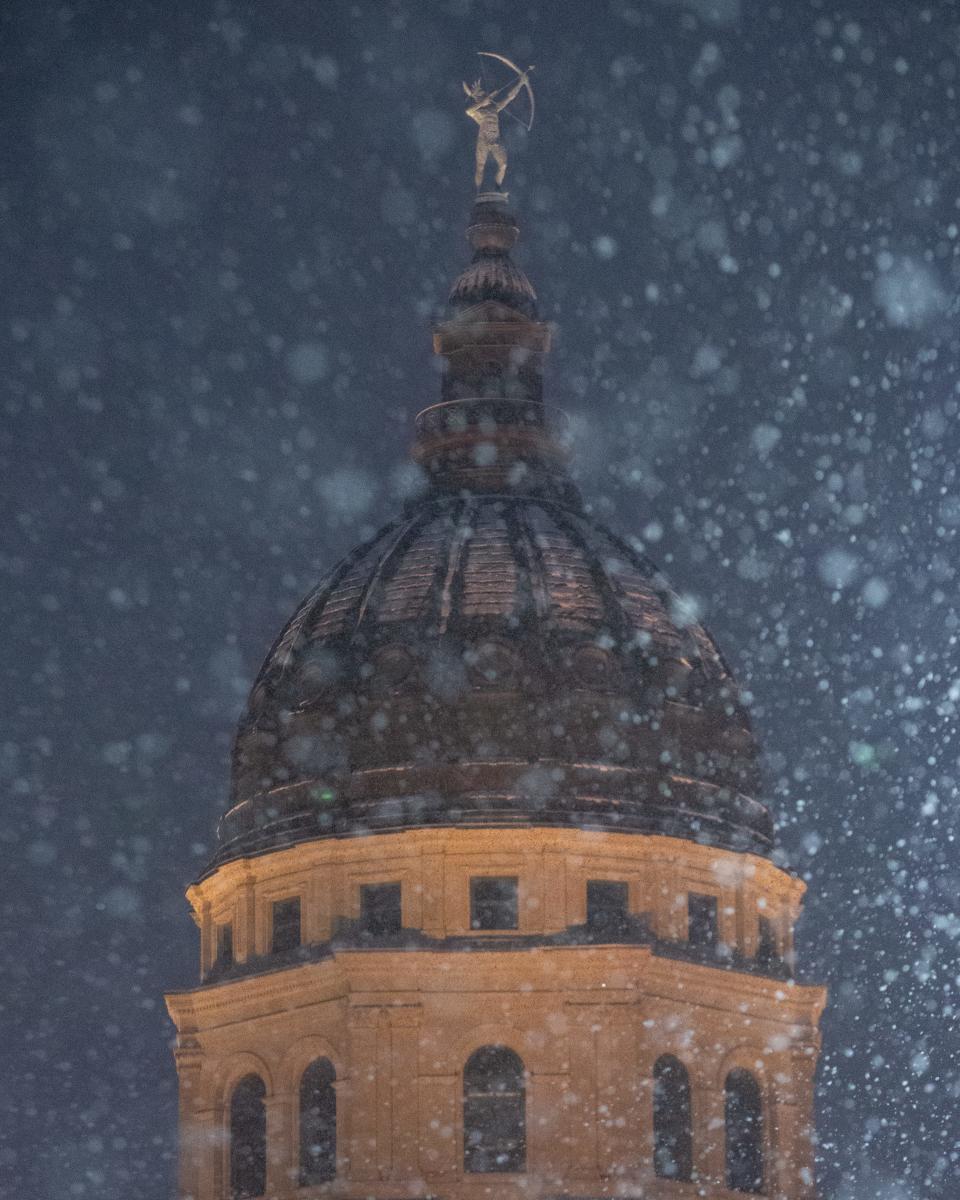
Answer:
[{"left": 494, "top": 76, "right": 526, "bottom": 112}]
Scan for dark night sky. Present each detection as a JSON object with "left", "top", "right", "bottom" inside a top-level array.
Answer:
[{"left": 2, "top": 1, "right": 959, "bottom": 1196}]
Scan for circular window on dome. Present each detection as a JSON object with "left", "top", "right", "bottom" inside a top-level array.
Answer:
[
  {"left": 299, "top": 647, "right": 344, "bottom": 689},
  {"left": 371, "top": 645, "right": 414, "bottom": 692},
  {"left": 662, "top": 656, "right": 693, "bottom": 700},
  {"left": 685, "top": 665, "right": 711, "bottom": 708},
  {"left": 573, "top": 645, "right": 618, "bottom": 690},
  {"left": 465, "top": 640, "right": 518, "bottom": 688}
]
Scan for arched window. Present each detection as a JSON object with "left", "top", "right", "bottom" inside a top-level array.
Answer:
[
  {"left": 463, "top": 1045, "right": 526, "bottom": 1174},
  {"left": 299, "top": 1058, "right": 337, "bottom": 1186},
  {"left": 653, "top": 1055, "right": 693, "bottom": 1181},
  {"left": 230, "top": 1074, "right": 266, "bottom": 1199},
  {"left": 725, "top": 1069, "right": 764, "bottom": 1193}
]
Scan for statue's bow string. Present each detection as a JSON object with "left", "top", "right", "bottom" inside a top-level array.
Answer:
[{"left": 478, "top": 51, "right": 535, "bottom": 131}]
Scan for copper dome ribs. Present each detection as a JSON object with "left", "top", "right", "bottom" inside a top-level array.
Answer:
[
  {"left": 448, "top": 253, "right": 538, "bottom": 317},
  {"left": 501, "top": 501, "right": 549, "bottom": 622},
  {"left": 239, "top": 523, "right": 400, "bottom": 723},
  {"left": 460, "top": 505, "right": 522, "bottom": 621},
  {"left": 435, "top": 500, "right": 476, "bottom": 635},
  {"left": 227, "top": 490, "right": 766, "bottom": 866}
]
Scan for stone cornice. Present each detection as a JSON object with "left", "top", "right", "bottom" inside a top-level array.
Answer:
[
  {"left": 188, "top": 826, "right": 804, "bottom": 911},
  {"left": 165, "top": 941, "right": 824, "bottom": 1035}
]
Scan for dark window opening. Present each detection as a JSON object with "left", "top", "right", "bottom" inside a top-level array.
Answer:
[
  {"left": 299, "top": 1057, "right": 336, "bottom": 1186},
  {"left": 687, "top": 893, "right": 719, "bottom": 950},
  {"left": 216, "top": 923, "right": 234, "bottom": 968},
  {"left": 272, "top": 897, "right": 301, "bottom": 955},
  {"left": 725, "top": 1069, "right": 764, "bottom": 1193},
  {"left": 360, "top": 882, "right": 402, "bottom": 936},
  {"left": 470, "top": 877, "right": 518, "bottom": 931},
  {"left": 230, "top": 1074, "right": 266, "bottom": 1199},
  {"left": 463, "top": 1045, "right": 526, "bottom": 1173},
  {"left": 653, "top": 1055, "right": 693, "bottom": 1182},
  {"left": 756, "top": 915, "right": 777, "bottom": 966},
  {"left": 479, "top": 360, "right": 505, "bottom": 398},
  {"left": 586, "top": 880, "right": 629, "bottom": 933}
]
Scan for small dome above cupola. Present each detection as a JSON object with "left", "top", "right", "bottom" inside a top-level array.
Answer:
[{"left": 448, "top": 193, "right": 539, "bottom": 318}]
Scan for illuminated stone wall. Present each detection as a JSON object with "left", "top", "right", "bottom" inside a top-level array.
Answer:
[{"left": 166, "top": 827, "right": 824, "bottom": 1199}]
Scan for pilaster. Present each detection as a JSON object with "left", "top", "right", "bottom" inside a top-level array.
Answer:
[
  {"left": 418, "top": 1073, "right": 457, "bottom": 1179},
  {"left": 346, "top": 1005, "right": 379, "bottom": 1181},
  {"left": 697, "top": 1084, "right": 726, "bottom": 1189},
  {"left": 174, "top": 1035, "right": 208, "bottom": 1200},
  {"left": 387, "top": 1005, "right": 423, "bottom": 1179},
  {"left": 375, "top": 1009, "right": 393, "bottom": 1179},
  {"left": 237, "top": 870, "right": 256, "bottom": 962},
  {"left": 198, "top": 901, "right": 213, "bottom": 979},
  {"left": 564, "top": 1002, "right": 600, "bottom": 1177},
  {"left": 595, "top": 1001, "right": 638, "bottom": 1179},
  {"left": 265, "top": 1093, "right": 294, "bottom": 1198},
  {"left": 179, "top": 1103, "right": 220, "bottom": 1200}
]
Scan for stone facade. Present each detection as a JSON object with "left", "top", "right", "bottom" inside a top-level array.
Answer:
[{"left": 167, "top": 828, "right": 824, "bottom": 1200}]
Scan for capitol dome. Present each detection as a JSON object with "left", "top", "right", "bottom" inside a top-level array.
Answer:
[
  {"left": 211, "top": 195, "right": 771, "bottom": 872},
  {"left": 168, "top": 169, "right": 826, "bottom": 1200}
]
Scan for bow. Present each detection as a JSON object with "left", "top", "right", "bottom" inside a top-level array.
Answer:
[{"left": 478, "top": 51, "right": 535, "bottom": 131}]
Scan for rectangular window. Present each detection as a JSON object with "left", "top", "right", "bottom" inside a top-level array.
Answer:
[
  {"left": 687, "top": 893, "right": 719, "bottom": 949},
  {"left": 586, "top": 880, "right": 629, "bottom": 932},
  {"left": 272, "top": 897, "right": 302, "bottom": 954},
  {"left": 757, "top": 914, "right": 777, "bottom": 964},
  {"left": 215, "top": 922, "right": 233, "bottom": 967},
  {"left": 470, "top": 877, "right": 518, "bottom": 931},
  {"left": 360, "top": 882, "right": 402, "bottom": 936}
]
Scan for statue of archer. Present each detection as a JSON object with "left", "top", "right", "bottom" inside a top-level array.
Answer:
[{"left": 463, "top": 54, "right": 535, "bottom": 191}]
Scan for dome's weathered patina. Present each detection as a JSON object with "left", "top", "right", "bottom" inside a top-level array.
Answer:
[{"left": 211, "top": 194, "right": 771, "bottom": 871}]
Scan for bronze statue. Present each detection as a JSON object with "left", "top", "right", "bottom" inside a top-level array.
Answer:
[{"left": 463, "top": 52, "right": 535, "bottom": 191}]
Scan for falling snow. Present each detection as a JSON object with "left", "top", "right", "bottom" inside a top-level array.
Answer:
[{"left": 3, "top": 2, "right": 960, "bottom": 1198}]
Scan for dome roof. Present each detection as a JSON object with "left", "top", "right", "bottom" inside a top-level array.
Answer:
[
  {"left": 448, "top": 195, "right": 539, "bottom": 318},
  {"left": 209, "top": 193, "right": 773, "bottom": 874},
  {"left": 449, "top": 251, "right": 538, "bottom": 318},
  {"left": 216, "top": 492, "right": 768, "bottom": 869}
]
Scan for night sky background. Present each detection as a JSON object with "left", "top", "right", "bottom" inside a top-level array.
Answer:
[{"left": 3, "top": 1, "right": 960, "bottom": 1196}]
